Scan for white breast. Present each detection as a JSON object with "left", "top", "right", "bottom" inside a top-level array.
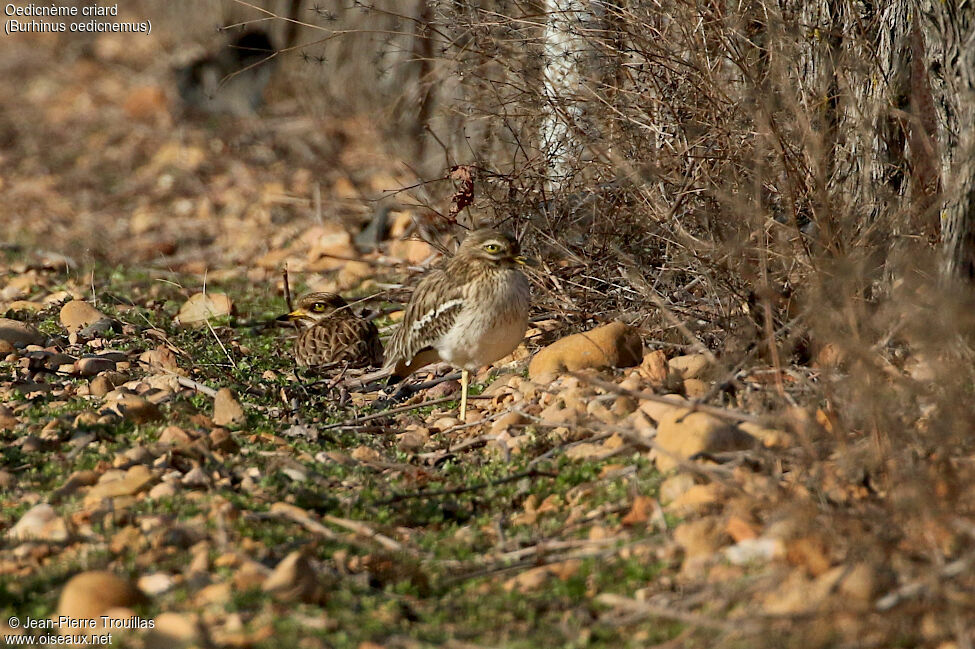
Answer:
[{"left": 436, "top": 269, "right": 530, "bottom": 371}]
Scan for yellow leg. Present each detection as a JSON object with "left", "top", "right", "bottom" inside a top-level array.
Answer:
[{"left": 459, "top": 368, "right": 469, "bottom": 422}]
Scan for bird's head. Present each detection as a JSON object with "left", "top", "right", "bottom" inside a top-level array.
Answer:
[
  {"left": 279, "top": 292, "right": 349, "bottom": 326},
  {"left": 458, "top": 229, "right": 531, "bottom": 267}
]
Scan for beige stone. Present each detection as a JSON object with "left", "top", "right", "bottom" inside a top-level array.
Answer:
[
  {"left": 622, "top": 410, "right": 655, "bottom": 440},
  {"left": 336, "top": 261, "right": 373, "bottom": 290},
  {"left": 762, "top": 568, "right": 833, "bottom": 615},
  {"left": 431, "top": 417, "right": 460, "bottom": 430},
  {"left": 233, "top": 560, "right": 271, "bottom": 590},
  {"left": 8, "top": 503, "right": 68, "bottom": 542},
  {"left": 209, "top": 428, "right": 239, "bottom": 453},
  {"left": 586, "top": 399, "right": 616, "bottom": 424},
  {"left": 111, "top": 395, "right": 162, "bottom": 423},
  {"left": 388, "top": 238, "right": 435, "bottom": 265},
  {"left": 148, "top": 482, "right": 177, "bottom": 499},
  {"left": 181, "top": 466, "right": 210, "bottom": 489},
  {"left": 539, "top": 401, "right": 580, "bottom": 427},
  {"left": 305, "top": 224, "right": 358, "bottom": 270},
  {"left": 143, "top": 372, "right": 181, "bottom": 393},
  {"left": 397, "top": 428, "right": 429, "bottom": 453},
  {"left": 668, "top": 353, "right": 711, "bottom": 379},
  {"left": 658, "top": 473, "right": 696, "bottom": 505},
  {"left": 137, "top": 573, "right": 176, "bottom": 597},
  {"left": 637, "top": 396, "right": 686, "bottom": 423},
  {"left": 195, "top": 581, "right": 232, "bottom": 606},
  {"left": 528, "top": 321, "right": 643, "bottom": 380},
  {"left": 114, "top": 445, "right": 154, "bottom": 468},
  {"left": 638, "top": 349, "right": 669, "bottom": 386},
  {"left": 503, "top": 565, "right": 552, "bottom": 592},
  {"left": 60, "top": 300, "right": 109, "bottom": 334},
  {"left": 0, "top": 318, "right": 45, "bottom": 346},
  {"left": 262, "top": 550, "right": 325, "bottom": 603},
  {"left": 654, "top": 408, "right": 756, "bottom": 472},
  {"left": 565, "top": 443, "right": 607, "bottom": 461},
  {"left": 52, "top": 470, "right": 99, "bottom": 499},
  {"left": 7, "top": 300, "right": 43, "bottom": 312},
  {"left": 667, "top": 483, "right": 725, "bottom": 513},
  {"left": 840, "top": 563, "right": 877, "bottom": 602},
  {"left": 560, "top": 388, "right": 589, "bottom": 413},
  {"left": 75, "top": 356, "right": 116, "bottom": 377},
  {"left": 683, "top": 378, "right": 709, "bottom": 398},
  {"left": 57, "top": 571, "right": 146, "bottom": 621},
  {"left": 674, "top": 517, "right": 726, "bottom": 567},
  {"left": 158, "top": 425, "right": 194, "bottom": 446},
  {"left": 490, "top": 411, "right": 526, "bottom": 434},
  {"left": 144, "top": 612, "right": 204, "bottom": 649},
  {"left": 351, "top": 446, "right": 382, "bottom": 463},
  {"left": 90, "top": 372, "right": 125, "bottom": 397},
  {"left": 738, "top": 422, "right": 794, "bottom": 448},
  {"left": 85, "top": 465, "right": 155, "bottom": 504}
]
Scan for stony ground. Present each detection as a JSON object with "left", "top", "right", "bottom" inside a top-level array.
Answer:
[{"left": 2, "top": 13, "right": 974, "bottom": 649}]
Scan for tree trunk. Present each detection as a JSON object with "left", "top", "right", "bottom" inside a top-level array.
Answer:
[
  {"left": 540, "top": 0, "right": 588, "bottom": 191},
  {"left": 919, "top": 2, "right": 975, "bottom": 280},
  {"left": 412, "top": 0, "right": 435, "bottom": 161}
]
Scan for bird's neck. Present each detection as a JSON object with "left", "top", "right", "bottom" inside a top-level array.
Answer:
[{"left": 446, "top": 256, "right": 509, "bottom": 282}]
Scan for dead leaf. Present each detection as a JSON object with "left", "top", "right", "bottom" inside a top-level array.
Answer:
[
  {"left": 351, "top": 446, "right": 383, "bottom": 463},
  {"left": 725, "top": 515, "right": 759, "bottom": 542},
  {"left": 503, "top": 566, "right": 551, "bottom": 592},
  {"left": 175, "top": 293, "right": 233, "bottom": 327},
  {"left": 621, "top": 496, "right": 655, "bottom": 526},
  {"left": 447, "top": 165, "right": 475, "bottom": 222},
  {"left": 786, "top": 536, "right": 832, "bottom": 576},
  {"left": 213, "top": 388, "right": 246, "bottom": 428}
]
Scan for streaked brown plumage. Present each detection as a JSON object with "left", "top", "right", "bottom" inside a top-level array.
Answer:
[
  {"left": 283, "top": 292, "right": 383, "bottom": 368},
  {"left": 384, "top": 228, "right": 531, "bottom": 420}
]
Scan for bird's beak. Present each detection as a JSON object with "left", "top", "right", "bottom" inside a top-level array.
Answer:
[
  {"left": 277, "top": 310, "right": 305, "bottom": 322},
  {"left": 514, "top": 255, "right": 537, "bottom": 267}
]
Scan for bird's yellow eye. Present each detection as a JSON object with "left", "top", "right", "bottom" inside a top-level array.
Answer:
[
  {"left": 312, "top": 303, "right": 326, "bottom": 313},
  {"left": 483, "top": 243, "right": 502, "bottom": 254}
]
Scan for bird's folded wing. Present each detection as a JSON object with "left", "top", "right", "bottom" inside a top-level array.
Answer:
[
  {"left": 297, "top": 324, "right": 342, "bottom": 366},
  {"left": 354, "top": 318, "right": 384, "bottom": 367},
  {"left": 298, "top": 317, "right": 383, "bottom": 368},
  {"left": 385, "top": 269, "right": 464, "bottom": 371}
]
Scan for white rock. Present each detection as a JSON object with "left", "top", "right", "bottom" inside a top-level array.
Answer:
[
  {"left": 8, "top": 503, "right": 68, "bottom": 542},
  {"left": 724, "top": 537, "right": 784, "bottom": 565},
  {"left": 137, "top": 572, "right": 176, "bottom": 596}
]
